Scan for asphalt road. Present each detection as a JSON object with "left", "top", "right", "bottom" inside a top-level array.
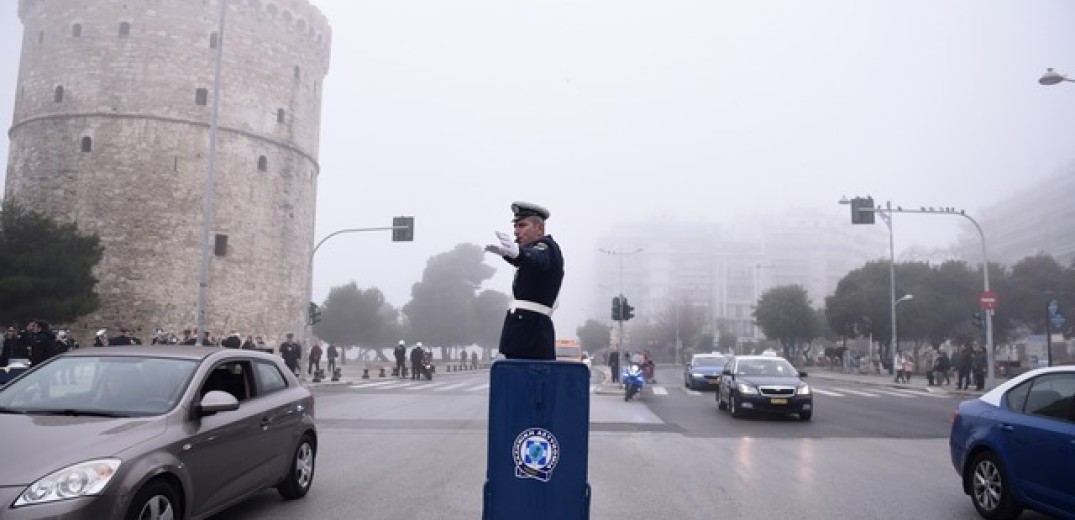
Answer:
[{"left": 212, "top": 365, "right": 1055, "bottom": 520}]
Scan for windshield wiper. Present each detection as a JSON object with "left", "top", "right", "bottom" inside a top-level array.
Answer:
[{"left": 25, "top": 409, "right": 132, "bottom": 418}]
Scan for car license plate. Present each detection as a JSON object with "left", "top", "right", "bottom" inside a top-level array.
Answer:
[{"left": 770, "top": 398, "right": 788, "bottom": 405}]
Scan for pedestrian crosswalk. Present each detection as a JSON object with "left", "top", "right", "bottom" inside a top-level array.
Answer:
[{"left": 344, "top": 378, "right": 948, "bottom": 400}]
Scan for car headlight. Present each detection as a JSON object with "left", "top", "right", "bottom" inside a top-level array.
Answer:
[
  {"left": 797, "top": 385, "right": 811, "bottom": 395},
  {"left": 691, "top": 372, "right": 704, "bottom": 378},
  {"left": 14, "top": 459, "right": 121, "bottom": 507},
  {"left": 736, "top": 383, "right": 758, "bottom": 394}
]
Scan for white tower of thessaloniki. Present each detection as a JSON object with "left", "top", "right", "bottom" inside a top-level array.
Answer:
[{"left": 5, "top": 0, "right": 331, "bottom": 344}]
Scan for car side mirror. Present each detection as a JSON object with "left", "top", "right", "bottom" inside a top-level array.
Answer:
[
  {"left": 198, "top": 390, "right": 239, "bottom": 416},
  {"left": 799, "top": 371, "right": 808, "bottom": 378}
]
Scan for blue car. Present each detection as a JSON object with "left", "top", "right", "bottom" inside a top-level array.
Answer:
[
  {"left": 683, "top": 354, "right": 726, "bottom": 391},
  {"left": 949, "top": 365, "right": 1075, "bottom": 520}
]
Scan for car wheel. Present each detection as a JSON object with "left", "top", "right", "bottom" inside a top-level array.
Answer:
[
  {"left": 716, "top": 390, "right": 727, "bottom": 410},
  {"left": 967, "top": 451, "right": 1022, "bottom": 520},
  {"left": 278, "top": 433, "right": 316, "bottom": 500},
  {"left": 799, "top": 411, "right": 812, "bottom": 421},
  {"left": 729, "top": 394, "right": 744, "bottom": 418},
  {"left": 126, "top": 479, "right": 182, "bottom": 520}
]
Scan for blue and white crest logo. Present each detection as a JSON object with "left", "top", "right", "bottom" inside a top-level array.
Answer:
[{"left": 512, "top": 427, "right": 560, "bottom": 482}]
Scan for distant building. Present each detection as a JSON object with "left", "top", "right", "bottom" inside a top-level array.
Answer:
[
  {"left": 954, "top": 169, "right": 1075, "bottom": 268},
  {"left": 594, "top": 208, "right": 886, "bottom": 342},
  {"left": 4, "top": 0, "right": 332, "bottom": 341}
]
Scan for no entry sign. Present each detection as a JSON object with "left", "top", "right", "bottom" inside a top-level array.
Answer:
[{"left": 979, "top": 290, "right": 998, "bottom": 310}]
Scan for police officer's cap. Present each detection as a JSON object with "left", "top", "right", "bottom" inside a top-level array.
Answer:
[{"left": 511, "top": 201, "right": 550, "bottom": 222}]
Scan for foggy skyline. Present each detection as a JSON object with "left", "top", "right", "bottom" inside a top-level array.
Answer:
[{"left": 3, "top": 0, "right": 1075, "bottom": 339}]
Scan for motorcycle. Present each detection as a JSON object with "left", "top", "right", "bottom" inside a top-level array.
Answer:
[
  {"left": 623, "top": 363, "right": 645, "bottom": 401},
  {"left": 421, "top": 355, "right": 434, "bottom": 381}
]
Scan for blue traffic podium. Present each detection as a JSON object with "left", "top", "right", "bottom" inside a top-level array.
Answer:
[{"left": 482, "top": 359, "right": 591, "bottom": 520}]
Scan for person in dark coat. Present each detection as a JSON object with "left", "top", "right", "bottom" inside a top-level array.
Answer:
[
  {"left": 326, "top": 344, "right": 339, "bottom": 374},
  {"left": 394, "top": 340, "right": 407, "bottom": 377},
  {"left": 109, "top": 328, "right": 133, "bottom": 346},
  {"left": 955, "top": 345, "right": 973, "bottom": 390},
  {"left": 470, "top": 351, "right": 478, "bottom": 370},
  {"left": 608, "top": 350, "right": 620, "bottom": 383},
  {"left": 972, "top": 347, "right": 987, "bottom": 390},
  {"left": 26, "top": 320, "right": 58, "bottom": 366},
  {"left": 221, "top": 332, "right": 242, "bottom": 349},
  {"left": 933, "top": 350, "right": 951, "bottom": 386},
  {"left": 279, "top": 333, "right": 301, "bottom": 375},
  {"left": 410, "top": 343, "right": 424, "bottom": 380},
  {"left": 484, "top": 201, "right": 564, "bottom": 360}
]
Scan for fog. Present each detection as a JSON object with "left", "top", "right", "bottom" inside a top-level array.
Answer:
[{"left": 2, "top": 0, "right": 1075, "bottom": 337}]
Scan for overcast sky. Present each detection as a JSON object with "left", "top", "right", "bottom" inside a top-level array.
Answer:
[{"left": 3, "top": 1, "right": 1075, "bottom": 337}]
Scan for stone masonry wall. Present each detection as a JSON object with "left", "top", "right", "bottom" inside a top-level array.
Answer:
[{"left": 5, "top": 0, "right": 331, "bottom": 345}]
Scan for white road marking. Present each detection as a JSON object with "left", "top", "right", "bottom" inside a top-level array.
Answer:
[
  {"left": 811, "top": 388, "right": 844, "bottom": 397},
  {"left": 651, "top": 386, "right": 668, "bottom": 395}
]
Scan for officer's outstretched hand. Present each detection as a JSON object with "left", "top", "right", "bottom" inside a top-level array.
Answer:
[{"left": 484, "top": 231, "right": 520, "bottom": 259}]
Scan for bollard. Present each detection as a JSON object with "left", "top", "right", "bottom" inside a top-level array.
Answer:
[
  {"left": 362, "top": 368, "right": 369, "bottom": 379},
  {"left": 331, "top": 367, "right": 341, "bottom": 382},
  {"left": 312, "top": 368, "right": 323, "bottom": 383},
  {"left": 378, "top": 367, "right": 386, "bottom": 378}
]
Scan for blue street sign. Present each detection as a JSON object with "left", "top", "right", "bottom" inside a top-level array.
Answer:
[
  {"left": 1051, "top": 314, "right": 1067, "bottom": 330},
  {"left": 1047, "top": 299, "right": 1060, "bottom": 318}
]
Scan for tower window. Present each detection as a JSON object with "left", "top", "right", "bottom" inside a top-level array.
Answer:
[
  {"left": 276, "top": 108, "right": 285, "bottom": 123},
  {"left": 81, "top": 137, "right": 92, "bottom": 152},
  {"left": 195, "top": 88, "right": 208, "bottom": 106},
  {"left": 54, "top": 86, "right": 64, "bottom": 103},
  {"left": 214, "top": 234, "right": 228, "bottom": 256},
  {"left": 72, "top": 24, "right": 82, "bottom": 38},
  {"left": 210, "top": 32, "right": 218, "bottom": 49},
  {"left": 119, "top": 22, "right": 130, "bottom": 38},
  {"left": 257, "top": 155, "right": 268, "bottom": 171}
]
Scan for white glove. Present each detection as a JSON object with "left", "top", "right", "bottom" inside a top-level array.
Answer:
[{"left": 484, "top": 231, "right": 519, "bottom": 259}]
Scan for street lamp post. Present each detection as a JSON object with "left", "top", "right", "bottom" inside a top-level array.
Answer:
[
  {"left": 840, "top": 197, "right": 997, "bottom": 388},
  {"left": 893, "top": 293, "right": 914, "bottom": 361},
  {"left": 195, "top": 0, "right": 228, "bottom": 346},
  {"left": 1039, "top": 68, "right": 1075, "bottom": 86},
  {"left": 599, "top": 247, "right": 643, "bottom": 361}
]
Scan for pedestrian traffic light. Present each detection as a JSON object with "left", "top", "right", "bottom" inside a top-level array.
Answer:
[
  {"left": 971, "top": 311, "right": 983, "bottom": 329},
  {"left": 622, "top": 298, "right": 635, "bottom": 321},
  {"left": 308, "top": 302, "right": 322, "bottom": 325},
  {"left": 611, "top": 296, "right": 623, "bottom": 321},
  {"left": 392, "top": 216, "right": 414, "bottom": 242},
  {"left": 850, "top": 196, "right": 876, "bottom": 225}
]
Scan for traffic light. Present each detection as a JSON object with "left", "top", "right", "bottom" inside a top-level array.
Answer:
[
  {"left": 611, "top": 296, "right": 623, "bottom": 321},
  {"left": 971, "top": 311, "right": 983, "bottom": 329},
  {"left": 850, "top": 196, "right": 876, "bottom": 225},
  {"left": 392, "top": 216, "right": 414, "bottom": 242},
  {"left": 622, "top": 298, "right": 635, "bottom": 321},
  {"left": 308, "top": 302, "right": 322, "bottom": 325}
]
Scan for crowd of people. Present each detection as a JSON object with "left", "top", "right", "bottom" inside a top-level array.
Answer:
[{"left": 892, "top": 344, "right": 989, "bottom": 390}]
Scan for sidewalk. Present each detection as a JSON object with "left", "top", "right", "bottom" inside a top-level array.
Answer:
[
  {"left": 299, "top": 359, "right": 489, "bottom": 387},
  {"left": 805, "top": 368, "right": 987, "bottom": 399}
]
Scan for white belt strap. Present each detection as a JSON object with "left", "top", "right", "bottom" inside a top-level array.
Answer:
[{"left": 509, "top": 299, "right": 554, "bottom": 316}]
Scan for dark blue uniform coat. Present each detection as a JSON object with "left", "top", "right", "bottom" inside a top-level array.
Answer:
[{"left": 497, "top": 235, "right": 564, "bottom": 359}]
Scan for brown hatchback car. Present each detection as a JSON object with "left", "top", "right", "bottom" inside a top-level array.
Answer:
[{"left": 0, "top": 346, "right": 317, "bottom": 520}]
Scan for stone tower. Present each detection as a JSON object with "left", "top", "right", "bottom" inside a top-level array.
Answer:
[{"left": 5, "top": 0, "right": 331, "bottom": 343}]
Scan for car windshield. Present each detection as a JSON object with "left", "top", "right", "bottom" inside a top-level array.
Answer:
[
  {"left": 693, "top": 357, "right": 725, "bottom": 367},
  {"left": 737, "top": 359, "right": 798, "bottom": 376},
  {"left": 0, "top": 356, "right": 198, "bottom": 417}
]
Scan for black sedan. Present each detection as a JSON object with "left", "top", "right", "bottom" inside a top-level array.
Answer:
[
  {"left": 716, "top": 355, "right": 812, "bottom": 421},
  {"left": 0, "top": 346, "right": 317, "bottom": 519}
]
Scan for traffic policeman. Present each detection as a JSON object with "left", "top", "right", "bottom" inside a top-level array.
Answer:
[{"left": 485, "top": 201, "right": 564, "bottom": 360}]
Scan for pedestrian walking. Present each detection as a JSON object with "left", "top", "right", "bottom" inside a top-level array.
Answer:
[
  {"left": 933, "top": 350, "right": 951, "bottom": 386},
  {"left": 955, "top": 345, "right": 973, "bottom": 390},
  {"left": 484, "top": 201, "right": 564, "bottom": 360},
  {"left": 221, "top": 331, "right": 242, "bottom": 349},
  {"left": 972, "top": 347, "right": 987, "bottom": 390},
  {"left": 893, "top": 352, "right": 907, "bottom": 383},
  {"left": 26, "top": 320, "right": 58, "bottom": 366},
  {"left": 241, "top": 335, "right": 256, "bottom": 349},
  {"left": 471, "top": 351, "right": 478, "bottom": 369},
  {"left": 326, "top": 344, "right": 338, "bottom": 374},
  {"left": 308, "top": 343, "right": 322, "bottom": 375},
  {"left": 609, "top": 350, "right": 620, "bottom": 383}
]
